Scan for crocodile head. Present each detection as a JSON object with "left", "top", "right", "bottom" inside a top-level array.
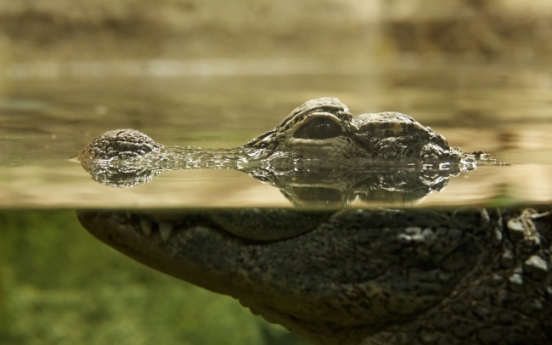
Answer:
[
  {"left": 79, "top": 97, "right": 463, "bottom": 164},
  {"left": 76, "top": 99, "right": 549, "bottom": 344},
  {"left": 78, "top": 207, "right": 552, "bottom": 345},
  {"left": 78, "top": 208, "right": 489, "bottom": 345}
]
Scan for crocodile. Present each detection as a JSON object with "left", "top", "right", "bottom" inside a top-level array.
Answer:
[
  {"left": 78, "top": 97, "right": 483, "bottom": 204},
  {"left": 79, "top": 207, "right": 552, "bottom": 345},
  {"left": 76, "top": 98, "right": 552, "bottom": 345}
]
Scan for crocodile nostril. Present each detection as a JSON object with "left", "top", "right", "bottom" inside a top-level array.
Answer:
[{"left": 78, "top": 129, "right": 164, "bottom": 161}]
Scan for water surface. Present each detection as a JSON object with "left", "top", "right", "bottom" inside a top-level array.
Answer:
[{"left": 1, "top": 61, "right": 551, "bottom": 208}]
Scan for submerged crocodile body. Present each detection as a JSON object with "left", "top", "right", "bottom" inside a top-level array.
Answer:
[
  {"left": 79, "top": 207, "right": 552, "bottom": 345},
  {"left": 76, "top": 98, "right": 551, "bottom": 345}
]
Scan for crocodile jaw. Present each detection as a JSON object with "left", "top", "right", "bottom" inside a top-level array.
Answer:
[{"left": 77, "top": 211, "right": 367, "bottom": 344}]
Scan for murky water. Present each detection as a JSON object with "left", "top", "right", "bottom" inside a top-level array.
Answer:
[
  {"left": 1, "top": 61, "right": 551, "bottom": 208},
  {"left": 1, "top": 61, "right": 552, "bottom": 345}
]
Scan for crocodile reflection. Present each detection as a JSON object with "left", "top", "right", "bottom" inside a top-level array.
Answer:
[{"left": 81, "top": 159, "right": 467, "bottom": 206}]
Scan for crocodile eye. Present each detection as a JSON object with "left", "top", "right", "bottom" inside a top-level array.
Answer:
[{"left": 293, "top": 117, "right": 342, "bottom": 140}]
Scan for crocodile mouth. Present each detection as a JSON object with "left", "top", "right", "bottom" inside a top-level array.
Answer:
[
  {"left": 79, "top": 209, "right": 319, "bottom": 244},
  {"left": 78, "top": 210, "right": 255, "bottom": 250}
]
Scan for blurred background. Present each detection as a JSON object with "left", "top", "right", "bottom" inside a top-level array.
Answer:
[
  {"left": 1, "top": 1, "right": 552, "bottom": 345},
  {"left": 1, "top": 0, "right": 552, "bottom": 63}
]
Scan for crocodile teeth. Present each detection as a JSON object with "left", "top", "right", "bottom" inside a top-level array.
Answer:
[
  {"left": 139, "top": 217, "right": 152, "bottom": 236},
  {"left": 159, "top": 222, "right": 173, "bottom": 241}
]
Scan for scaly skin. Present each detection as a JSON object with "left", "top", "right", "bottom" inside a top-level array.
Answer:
[{"left": 78, "top": 207, "right": 552, "bottom": 345}]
